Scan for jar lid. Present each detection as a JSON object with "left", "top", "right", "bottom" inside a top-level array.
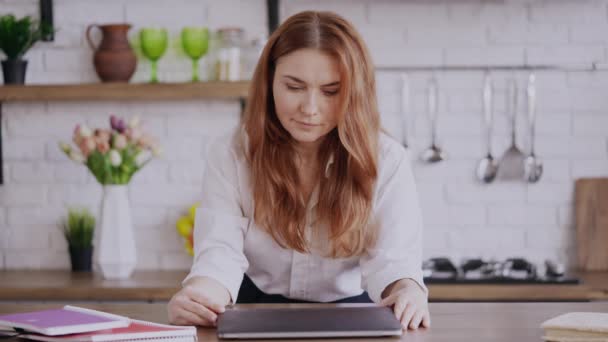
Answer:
[
  {"left": 217, "top": 27, "right": 245, "bottom": 44},
  {"left": 217, "top": 27, "right": 244, "bottom": 34}
]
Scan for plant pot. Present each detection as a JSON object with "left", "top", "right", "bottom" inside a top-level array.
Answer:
[
  {"left": 93, "top": 184, "right": 137, "bottom": 279},
  {"left": 69, "top": 246, "right": 93, "bottom": 272},
  {"left": 1, "top": 59, "right": 28, "bottom": 84}
]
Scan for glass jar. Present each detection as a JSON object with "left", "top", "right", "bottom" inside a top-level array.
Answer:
[
  {"left": 242, "top": 35, "right": 267, "bottom": 80},
  {"left": 214, "top": 27, "right": 245, "bottom": 81}
]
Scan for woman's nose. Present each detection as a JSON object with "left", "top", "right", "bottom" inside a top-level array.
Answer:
[{"left": 300, "top": 91, "right": 319, "bottom": 116}]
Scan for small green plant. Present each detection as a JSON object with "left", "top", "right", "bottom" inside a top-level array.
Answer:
[
  {"left": 61, "top": 208, "right": 96, "bottom": 249},
  {"left": 0, "top": 14, "right": 52, "bottom": 60}
]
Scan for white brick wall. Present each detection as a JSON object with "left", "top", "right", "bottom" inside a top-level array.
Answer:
[{"left": 1, "top": 0, "right": 607, "bottom": 271}]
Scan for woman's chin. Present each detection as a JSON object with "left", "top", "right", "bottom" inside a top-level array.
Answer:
[{"left": 288, "top": 130, "right": 324, "bottom": 144}]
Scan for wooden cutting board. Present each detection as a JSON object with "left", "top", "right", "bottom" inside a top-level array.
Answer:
[{"left": 576, "top": 178, "right": 608, "bottom": 271}]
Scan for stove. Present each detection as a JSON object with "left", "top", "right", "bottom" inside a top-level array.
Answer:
[{"left": 423, "top": 257, "right": 581, "bottom": 284}]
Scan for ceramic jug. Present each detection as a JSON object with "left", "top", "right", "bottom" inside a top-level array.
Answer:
[{"left": 86, "top": 24, "right": 137, "bottom": 82}]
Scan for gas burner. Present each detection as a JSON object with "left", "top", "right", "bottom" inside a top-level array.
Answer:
[
  {"left": 460, "top": 257, "right": 537, "bottom": 280},
  {"left": 423, "top": 257, "right": 580, "bottom": 285}
]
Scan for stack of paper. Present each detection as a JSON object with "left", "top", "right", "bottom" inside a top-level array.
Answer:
[
  {"left": 541, "top": 312, "right": 608, "bottom": 342},
  {"left": 0, "top": 306, "right": 197, "bottom": 342}
]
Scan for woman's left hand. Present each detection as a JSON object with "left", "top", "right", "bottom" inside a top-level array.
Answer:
[{"left": 380, "top": 278, "right": 430, "bottom": 330}]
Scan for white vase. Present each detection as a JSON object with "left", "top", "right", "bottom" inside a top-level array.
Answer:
[{"left": 94, "top": 184, "right": 137, "bottom": 279}]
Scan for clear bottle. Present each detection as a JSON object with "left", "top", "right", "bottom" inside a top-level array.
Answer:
[{"left": 214, "top": 27, "right": 245, "bottom": 81}]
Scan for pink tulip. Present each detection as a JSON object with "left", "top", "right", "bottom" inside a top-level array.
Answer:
[
  {"left": 72, "top": 125, "right": 83, "bottom": 145},
  {"left": 97, "top": 140, "right": 110, "bottom": 154},
  {"left": 79, "top": 137, "right": 96, "bottom": 157},
  {"left": 73, "top": 124, "right": 81, "bottom": 137},
  {"left": 113, "top": 134, "right": 128, "bottom": 149},
  {"left": 95, "top": 129, "right": 111, "bottom": 144}
]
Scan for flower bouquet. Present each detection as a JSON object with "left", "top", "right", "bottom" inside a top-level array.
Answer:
[{"left": 59, "top": 115, "right": 161, "bottom": 184}]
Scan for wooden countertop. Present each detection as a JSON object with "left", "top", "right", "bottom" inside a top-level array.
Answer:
[
  {"left": 1, "top": 302, "right": 608, "bottom": 342},
  {"left": 1, "top": 270, "right": 607, "bottom": 302}
]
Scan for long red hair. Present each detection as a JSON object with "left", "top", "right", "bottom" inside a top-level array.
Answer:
[{"left": 242, "top": 11, "right": 380, "bottom": 257}]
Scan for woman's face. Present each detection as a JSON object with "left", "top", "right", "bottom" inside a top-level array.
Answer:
[{"left": 272, "top": 48, "right": 341, "bottom": 147}]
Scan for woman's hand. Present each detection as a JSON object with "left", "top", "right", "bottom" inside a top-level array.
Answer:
[
  {"left": 168, "top": 276, "right": 230, "bottom": 327},
  {"left": 380, "top": 278, "right": 430, "bottom": 330}
]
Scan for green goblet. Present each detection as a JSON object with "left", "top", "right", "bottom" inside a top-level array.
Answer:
[
  {"left": 181, "top": 27, "right": 209, "bottom": 82},
  {"left": 140, "top": 28, "right": 168, "bottom": 83}
]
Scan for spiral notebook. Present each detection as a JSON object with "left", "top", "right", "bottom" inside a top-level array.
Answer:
[
  {"left": 12, "top": 320, "right": 197, "bottom": 342},
  {"left": 0, "top": 306, "right": 130, "bottom": 336}
]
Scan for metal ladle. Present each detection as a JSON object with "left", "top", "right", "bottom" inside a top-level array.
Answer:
[
  {"left": 497, "top": 77, "right": 526, "bottom": 180},
  {"left": 524, "top": 73, "right": 543, "bottom": 183},
  {"left": 420, "top": 77, "right": 446, "bottom": 163},
  {"left": 476, "top": 72, "right": 499, "bottom": 183}
]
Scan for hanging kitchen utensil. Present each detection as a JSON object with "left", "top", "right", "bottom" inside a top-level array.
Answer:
[
  {"left": 476, "top": 71, "right": 499, "bottom": 183},
  {"left": 497, "top": 77, "right": 526, "bottom": 180},
  {"left": 420, "top": 76, "right": 446, "bottom": 163},
  {"left": 400, "top": 73, "right": 410, "bottom": 148},
  {"left": 524, "top": 72, "right": 543, "bottom": 183}
]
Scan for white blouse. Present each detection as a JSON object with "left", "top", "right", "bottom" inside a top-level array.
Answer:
[{"left": 183, "top": 131, "right": 427, "bottom": 304}]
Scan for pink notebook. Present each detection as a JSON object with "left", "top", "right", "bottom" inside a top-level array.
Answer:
[
  {"left": 0, "top": 306, "right": 130, "bottom": 336},
  {"left": 16, "top": 320, "right": 197, "bottom": 342}
]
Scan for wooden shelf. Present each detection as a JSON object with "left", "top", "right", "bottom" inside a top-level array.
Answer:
[{"left": 0, "top": 81, "right": 251, "bottom": 101}]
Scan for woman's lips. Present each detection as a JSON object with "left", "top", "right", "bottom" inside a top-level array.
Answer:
[{"left": 294, "top": 119, "right": 320, "bottom": 127}]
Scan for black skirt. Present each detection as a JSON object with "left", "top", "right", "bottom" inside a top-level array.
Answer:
[{"left": 236, "top": 274, "right": 373, "bottom": 304}]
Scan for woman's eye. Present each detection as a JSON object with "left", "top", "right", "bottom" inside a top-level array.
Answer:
[
  {"left": 323, "top": 90, "right": 339, "bottom": 96},
  {"left": 286, "top": 84, "right": 303, "bottom": 91}
]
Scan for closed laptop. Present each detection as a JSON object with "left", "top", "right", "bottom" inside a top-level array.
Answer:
[{"left": 217, "top": 305, "right": 402, "bottom": 339}]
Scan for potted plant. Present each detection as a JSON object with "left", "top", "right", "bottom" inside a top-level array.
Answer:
[
  {"left": 0, "top": 14, "right": 52, "bottom": 84},
  {"left": 61, "top": 207, "right": 96, "bottom": 272}
]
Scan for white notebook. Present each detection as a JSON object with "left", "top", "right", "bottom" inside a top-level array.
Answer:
[{"left": 541, "top": 312, "right": 608, "bottom": 342}]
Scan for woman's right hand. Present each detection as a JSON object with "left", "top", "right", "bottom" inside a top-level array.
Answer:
[{"left": 168, "top": 277, "right": 230, "bottom": 327}]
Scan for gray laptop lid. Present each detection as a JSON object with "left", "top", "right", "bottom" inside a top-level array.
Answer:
[{"left": 216, "top": 305, "right": 402, "bottom": 339}]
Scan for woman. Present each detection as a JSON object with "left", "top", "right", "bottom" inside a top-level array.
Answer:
[{"left": 168, "top": 10, "right": 430, "bottom": 331}]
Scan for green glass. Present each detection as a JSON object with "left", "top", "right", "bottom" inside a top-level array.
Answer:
[
  {"left": 140, "top": 28, "right": 168, "bottom": 83},
  {"left": 181, "top": 27, "right": 209, "bottom": 82}
]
